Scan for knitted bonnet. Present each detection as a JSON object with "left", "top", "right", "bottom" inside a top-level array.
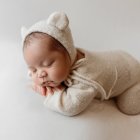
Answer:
[{"left": 21, "top": 11, "right": 77, "bottom": 65}]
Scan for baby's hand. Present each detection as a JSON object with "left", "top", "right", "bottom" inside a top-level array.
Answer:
[
  {"left": 28, "top": 70, "right": 65, "bottom": 96},
  {"left": 31, "top": 83, "right": 64, "bottom": 96}
]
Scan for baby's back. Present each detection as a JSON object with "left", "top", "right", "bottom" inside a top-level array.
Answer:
[{"left": 75, "top": 49, "right": 140, "bottom": 99}]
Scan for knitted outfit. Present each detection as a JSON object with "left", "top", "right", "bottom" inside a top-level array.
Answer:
[{"left": 21, "top": 12, "right": 140, "bottom": 116}]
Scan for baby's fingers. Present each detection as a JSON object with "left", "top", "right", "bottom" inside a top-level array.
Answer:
[
  {"left": 40, "top": 87, "right": 47, "bottom": 96},
  {"left": 47, "top": 87, "right": 54, "bottom": 95}
]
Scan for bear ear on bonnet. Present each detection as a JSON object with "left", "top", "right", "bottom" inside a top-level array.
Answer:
[
  {"left": 20, "top": 11, "right": 69, "bottom": 39},
  {"left": 47, "top": 11, "right": 69, "bottom": 30}
]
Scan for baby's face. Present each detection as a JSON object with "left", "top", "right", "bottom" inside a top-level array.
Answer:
[{"left": 23, "top": 35, "right": 71, "bottom": 87}]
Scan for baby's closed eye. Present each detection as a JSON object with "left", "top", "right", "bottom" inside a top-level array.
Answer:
[{"left": 42, "top": 60, "right": 54, "bottom": 67}]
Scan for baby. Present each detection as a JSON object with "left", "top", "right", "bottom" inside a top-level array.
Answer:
[{"left": 21, "top": 11, "right": 140, "bottom": 116}]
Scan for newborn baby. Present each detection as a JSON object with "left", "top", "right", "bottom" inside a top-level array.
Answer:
[{"left": 22, "top": 11, "right": 140, "bottom": 116}]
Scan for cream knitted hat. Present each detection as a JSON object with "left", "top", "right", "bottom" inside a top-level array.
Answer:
[{"left": 21, "top": 11, "right": 77, "bottom": 65}]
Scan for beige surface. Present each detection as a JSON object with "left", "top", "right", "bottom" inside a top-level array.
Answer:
[{"left": 0, "top": 42, "right": 140, "bottom": 140}]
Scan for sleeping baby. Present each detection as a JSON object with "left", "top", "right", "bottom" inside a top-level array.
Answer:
[{"left": 21, "top": 11, "right": 140, "bottom": 116}]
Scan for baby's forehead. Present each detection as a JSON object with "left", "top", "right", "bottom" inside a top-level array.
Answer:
[
  {"left": 24, "top": 33, "right": 53, "bottom": 49},
  {"left": 24, "top": 32, "right": 68, "bottom": 59}
]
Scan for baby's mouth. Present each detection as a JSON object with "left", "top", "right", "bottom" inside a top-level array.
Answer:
[
  {"left": 42, "top": 81, "right": 52, "bottom": 84},
  {"left": 41, "top": 81, "right": 58, "bottom": 87}
]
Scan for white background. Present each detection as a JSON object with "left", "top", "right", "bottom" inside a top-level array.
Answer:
[
  {"left": 0, "top": 0, "right": 140, "bottom": 140},
  {"left": 0, "top": 0, "right": 140, "bottom": 51}
]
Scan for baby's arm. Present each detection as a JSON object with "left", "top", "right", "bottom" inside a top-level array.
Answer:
[{"left": 44, "top": 83, "right": 97, "bottom": 116}]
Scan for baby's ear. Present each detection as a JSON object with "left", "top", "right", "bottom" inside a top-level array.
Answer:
[
  {"left": 21, "top": 26, "right": 27, "bottom": 39},
  {"left": 47, "top": 12, "right": 69, "bottom": 30}
]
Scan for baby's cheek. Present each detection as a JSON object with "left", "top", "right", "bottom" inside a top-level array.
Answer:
[
  {"left": 33, "top": 77, "right": 39, "bottom": 84},
  {"left": 52, "top": 69, "right": 67, "bottom": 81}
]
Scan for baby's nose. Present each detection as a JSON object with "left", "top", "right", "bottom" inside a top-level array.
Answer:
[{"left": 38, "top": 71, "right": 47, "bottom": 78}]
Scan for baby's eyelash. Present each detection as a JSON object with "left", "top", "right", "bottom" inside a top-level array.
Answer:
[
  {"left": 43, "top": 61, "right": 54, "bottom": 67},
  {"left": 48, "top": 61, "right": 54, "bottom": 66}
]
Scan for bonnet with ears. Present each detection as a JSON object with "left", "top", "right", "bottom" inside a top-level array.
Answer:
[{"left": 21, "top": 11, "right": 77, "bottom": 66}]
